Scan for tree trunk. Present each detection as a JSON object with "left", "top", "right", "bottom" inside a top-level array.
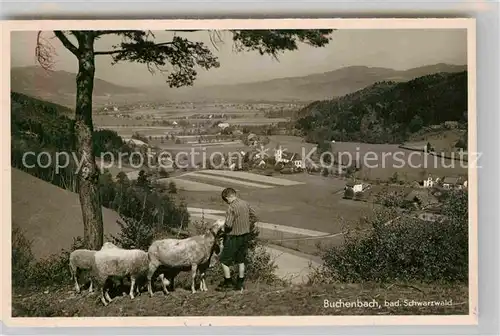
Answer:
[{"left": 74, "top": 32, "right": 103, "bottom": 250}]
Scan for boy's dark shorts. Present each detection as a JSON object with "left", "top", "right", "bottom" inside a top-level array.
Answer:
[{"left": 219, "top": 233, "right": 250, "bottom": 266}]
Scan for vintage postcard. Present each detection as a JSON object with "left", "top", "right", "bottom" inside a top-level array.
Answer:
[{"left": 1, "top": 18, "right": 477, "bottom": 327}]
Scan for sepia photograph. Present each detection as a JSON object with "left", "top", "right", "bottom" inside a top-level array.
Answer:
[{"left": 3, "top": 19, "right": 477, "bottom": 326}]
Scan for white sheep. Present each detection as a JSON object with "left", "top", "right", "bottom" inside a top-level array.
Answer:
[
  {"left": 146, "top": 219, "right": 225, "bottom": 296},
  {"left": 92, "top": 244, "right": 149, "bottom": 306},
  {"left": 69, "top": 249, "right": 96, "bottom": 294}
]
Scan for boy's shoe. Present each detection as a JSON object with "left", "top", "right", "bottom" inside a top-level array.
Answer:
[
  {"left": 216, "top": 277, "right": 234, "bottom": 291},
  {"left": 235, "top": 277, "right": 245, "bottom": 291}
]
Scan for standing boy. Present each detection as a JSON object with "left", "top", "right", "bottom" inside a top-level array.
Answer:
[{"left": 217, "top": 187, "right": 258, "bottom": 291}]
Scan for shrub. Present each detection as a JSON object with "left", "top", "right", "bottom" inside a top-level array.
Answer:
[
  {"left": 314, "top": 190, "right": 468, "bottom": 283},
  {"left": 168, "top": 181, "right": 178, "bottom": 194},
  {"left": 12, "top": 229, "right": 85, "bottom": 289},
  {"left": 111, "top": 216, "right": 156, "bottom": 250},
  {"left": 343, "top": 187, "right": 354, "bottom": 199}
]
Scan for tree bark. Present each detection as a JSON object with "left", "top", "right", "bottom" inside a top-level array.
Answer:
[{"left": 74, "top": 32, "right": 104, "bottom": 250}]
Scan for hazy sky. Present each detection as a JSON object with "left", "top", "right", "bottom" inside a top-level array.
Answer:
[{"left": 11, "top": 29, "right": 467, "bottom": 88}]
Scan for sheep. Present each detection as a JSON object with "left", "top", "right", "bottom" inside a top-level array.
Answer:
[
  {"left": 69, "top": 249, "right": 96, "bottom": 294},
  {"left": 146, "top": 219, "right": 226, "bottom": 296},
  {"left": 92, "top": 244, "right": 149, "bottom": 306}
]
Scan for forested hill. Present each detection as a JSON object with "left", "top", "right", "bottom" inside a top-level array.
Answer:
[
  {"left": 295, "top": 71, "right": 467, "bottom": 145},
  {"left": 11, "top": 92, "right": 126, "bottom": 189}
]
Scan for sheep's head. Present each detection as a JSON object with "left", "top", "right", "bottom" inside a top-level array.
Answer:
[{"left": 210, "top": 219, "right": 226, "bottom": 237}]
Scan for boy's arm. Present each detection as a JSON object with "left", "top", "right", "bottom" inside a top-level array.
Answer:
[
  {"left": 249, "top": 204, "right": 258, "bottom": 231},
  {"left": 224, "top": 207, "right": 234, "bottom": 233}
]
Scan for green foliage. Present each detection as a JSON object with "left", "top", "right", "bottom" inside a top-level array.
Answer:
[
  {"left": 316, "top": 190, "right": 468, "bottom": 283},
  {"left": 98, "top": 169, "right": 116, "bottom": 206},
  {"left": 93, "top": 129, "right": 125, "bottom": 156},
  {"left": 231, "top": 30, "right": 332, "bottom": 58},
  {"left": 168, "top": 181, "right": 178, "bottom": 194},
  {"left": 374, "top": 189, "right": 406, "bottom": 208},
  {"left": 409, "top": 115, "right": 424, "bottom": 133},
  {"left": 12, "top": 229, "right": 85, "bottom": 288},
  {"left": 296, "top": 72, "right": 467, "bottom": 145},
  {"left": 136, "top": 170, "right": 151, "bottom": 190},
  {"left": 389, "top": 172, "right": 399, "bottom": 184},
  {"left": 343, "top": 187, "right": 354, "bottom": 199},
  {"left": 111, "top": 216, "right": 156, "bottom": 250},
  {"left": 11, "top": 92, "right": 126, "bottom": 192}
]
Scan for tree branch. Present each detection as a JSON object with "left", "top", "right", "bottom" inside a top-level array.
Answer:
[
  {"left": 95, "top": 41, "right": 174, "bottom": 56},
  {"left": 53, "top": 31, "right": 79, "bottom": 56}
]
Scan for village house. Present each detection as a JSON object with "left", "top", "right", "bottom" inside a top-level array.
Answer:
[
  {"left": 274, "top": 148, "right": 299, "bottom": 165},
  {"left": 404, "top": 190, "right": 440, "bottom": 210},
  {"left": 247, "top": 133, "right": 258, "bottom": 146},
  {"left": 344, "top": 181, "right": 369, "bottom": 194},
  {"left": 292, "top": 153, "right": 305, "bottom": 169},
  {"left": 123, "top": 138, "right": 148, "bottom": 147},
  {"left": 423, "top": 175, "right": 440, "bottom": 188},
  {"left": 442, "top": 176, "right": 462, "bottom": 190},
  {"left": 217, "top": 122, "right": 230, "bottom": 130}
]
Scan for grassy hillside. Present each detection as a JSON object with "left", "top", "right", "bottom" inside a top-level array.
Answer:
[
  {"left": 295, "top": 71, "right": 467, "bottom": 145},
  {"left": 162, "top": 63, "right": 467, "bottom": 102},
  {"left": 11, "top": 168, "right": 122, "bottom": 259},
  {"left": 11, "top": 66, "right": 146, "bottom": 108},
  {"left": 12, "top": 281, "right": 468, "bottom": 317}
]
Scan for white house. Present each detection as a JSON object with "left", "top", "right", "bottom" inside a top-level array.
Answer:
[
  {"left": 275, "top": 148, "right": 297, "bottom": 164},
  {"left": 123, "top": 138, "right": 147, "bottom": 147},
  {"left": 423, "top": 176, "right": 439, "bottom": 188},
  {"left": 345, "top": 181, "right": 365, "bottom": 193},
  {"left": 218, "top": 122, "right": 230, "bottom": 129}
]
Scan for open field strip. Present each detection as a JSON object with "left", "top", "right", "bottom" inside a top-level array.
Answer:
[
  {"left": 195, "top": 170, "right": 286, "bottom": 187},
  {"left": 188, "top": 208, "right": 329, "bottom": 237},
  {"left": 188, "top": 208, "right": 338, "bottom": 256},
  {"left": 157, "top": 177, "right": 224, "bottom": 192},
  {"left": 189, "top": 141, "right": 242, "bottom": 146},
  {"left": 198, "top": 170, "right": 305, "bottom": 186},
  {"left": 183, "top": 172, "right": 274, "bottom": 189}
]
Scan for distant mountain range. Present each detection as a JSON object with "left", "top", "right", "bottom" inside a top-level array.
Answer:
[
  {"left": 11, "top": 63, "right": 467, "bottom": 105},
  {"left": 11, "top": 66, "right": 146, "bottom": 108},
  {"left": 164, "top": 63, "right": 467, "bottom": 102}
]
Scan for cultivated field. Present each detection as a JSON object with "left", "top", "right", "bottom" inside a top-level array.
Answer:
[
  {"left": 174, "top": 170, "right": 378, "bottom": 235},
  {"left": 331, "top": 142, "right": 468, "bottom": 181}
]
